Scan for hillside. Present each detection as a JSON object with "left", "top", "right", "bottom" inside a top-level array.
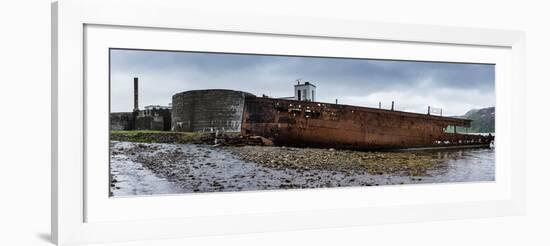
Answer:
[
  {"left": 446, "top": 107, "right": 495, "bottom": 133},
  {"left": 463, "top": 107, "right": 495, "bottom": 133}
]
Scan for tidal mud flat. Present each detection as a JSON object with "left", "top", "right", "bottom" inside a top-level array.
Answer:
[{"left": 110, "top": 141, "right": 495, "bottom": 196}]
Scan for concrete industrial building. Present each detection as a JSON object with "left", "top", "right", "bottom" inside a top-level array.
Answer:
[
  {"left": 171, "top": 89, "right": 252, "bottom": 132},
  {"left": 110, "top": 77, "right": 172, "bottom": 131},
  {"left": 110, "top": 112, "right": 135, "bottom": 130},
  {"left": 294, "top": 81, "right": 316, "bottom": 101},
  {"left": 135, "top": 105, "right": 172, "bottom": 131}
]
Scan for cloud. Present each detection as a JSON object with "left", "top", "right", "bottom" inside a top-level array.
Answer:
[
  {"left": 342, "top": 86, "right": 495, "bottom": 116},
  {"left": 110, "top": 49, "right": 495, "bottom": 116}
]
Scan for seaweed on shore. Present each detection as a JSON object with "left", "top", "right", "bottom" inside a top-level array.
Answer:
[{"left": 226, "top": 146, "right": 440, "bottom": 176}]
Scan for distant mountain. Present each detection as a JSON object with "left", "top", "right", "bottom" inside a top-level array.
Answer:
[
  {"left": 463, "top": 107, "right": 495, "bottom": 133},
  {"left": 447, "top": 107, "right": 495, "bottom": 133}
]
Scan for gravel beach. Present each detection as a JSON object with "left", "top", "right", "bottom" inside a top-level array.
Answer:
[{"left": 110, "top": 141, "right": 495, "bottom": 196}]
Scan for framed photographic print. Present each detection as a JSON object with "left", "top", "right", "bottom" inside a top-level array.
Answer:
[{"left": 52, "top": 0, "right": 526, "bottom": 245}]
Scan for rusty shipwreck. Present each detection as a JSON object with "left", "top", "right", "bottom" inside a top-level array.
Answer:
[{"left": 241, "top": 95, "right": 493, "bottom": 150}]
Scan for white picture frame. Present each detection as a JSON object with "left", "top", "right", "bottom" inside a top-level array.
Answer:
[{"left": 52, "top": 0, "right": 526, "bottom": 245}]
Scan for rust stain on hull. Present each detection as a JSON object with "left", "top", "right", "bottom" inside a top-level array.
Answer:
[{"left": 241, "top": 96, "right": 493, "bottom": 150}]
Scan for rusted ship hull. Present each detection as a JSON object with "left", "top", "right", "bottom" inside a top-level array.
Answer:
[{"left": 241, "top": 96, "right": 493, "bottom": 150}]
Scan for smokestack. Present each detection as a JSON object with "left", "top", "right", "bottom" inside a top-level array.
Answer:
[{"left": 133, "top": 77, "right": 139, "bottom": 112}]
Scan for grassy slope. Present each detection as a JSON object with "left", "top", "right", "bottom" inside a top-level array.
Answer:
[
  {"left": 110, "top": 130, "right": 240, "bottom": 143},
  {"left": 445, "top": 107, "right": 495, "bottom": 133}
]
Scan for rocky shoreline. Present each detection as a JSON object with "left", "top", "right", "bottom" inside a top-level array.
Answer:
[
  {"left": 225, "top": 146, "right": 439, "bottom": 177},
  {"left": 108, "top": 140, "right": 488, "bottom": 196}
]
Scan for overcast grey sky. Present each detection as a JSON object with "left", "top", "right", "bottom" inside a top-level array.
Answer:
[{"left": 110, "top": 49, "right": 495, "bottom": 116}]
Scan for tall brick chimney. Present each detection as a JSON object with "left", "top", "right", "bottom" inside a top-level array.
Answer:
[{"left": 133, "top": 77, "right": 139, "bottom": 112}]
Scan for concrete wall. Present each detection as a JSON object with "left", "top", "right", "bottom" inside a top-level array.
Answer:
[
  {"left": 171, "top": 89, "right": 252, "bottom": 132},
  {"left": 110, "top": 112, "right": 134, "bottom": 130},
  {"left": 135, "top": 108, "right": 171, "bottom": 131},
  {"left": 135, "top": 115, "right": 164, "bottom": 131},
  {"left": 111, "top": 109, "right": 171, "bottom": 131}
]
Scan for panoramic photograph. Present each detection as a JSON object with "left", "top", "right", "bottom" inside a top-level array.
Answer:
[{"left": 109, "top": 48, "right": 495, "bottom": 197}]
